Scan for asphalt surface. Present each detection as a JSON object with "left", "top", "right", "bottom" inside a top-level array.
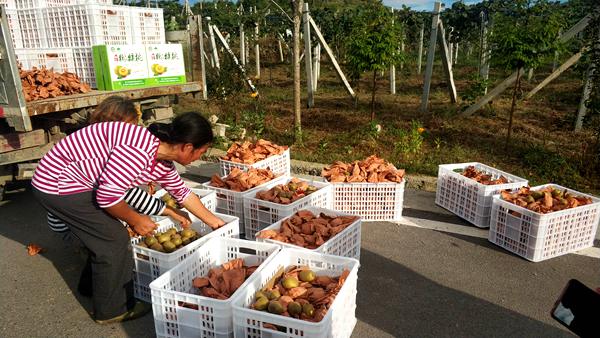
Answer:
[{"left": 1, "top": 163, "right": 598, "bottom": 337}]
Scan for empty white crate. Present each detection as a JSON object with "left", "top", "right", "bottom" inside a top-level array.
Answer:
[
  {"left": 0, "top": 0, "right": 16, "bottom": 9},
  {"left": 489, "top": 184, "right": 600, "bottom": 262},
  {"left": 4, "top": 9, "right": 23, "bottom": 49},
  {"left": 256, "top": 206, "right": 361, "bottom": 260},
  {"left": 150, "top": 237, "right": 281, "bottom": 338},
  {"left": 203, "top": 175, "right": 289, "bottom": 236},
  {"left": 15, "top": 0, "right": 111, "bottom": 9},
  {"left": 130, "top": 6, "right": 165, "bottom": 44},
  {"left": 131, "top": 213, "right": 240, "bottom": 302},
  {"left": 17, "top": 9, "right": 47, "bottom": 48},
  {"left": 219, "top": 149, "right": 291, "bottom": 177},
  {"left": 15, "top": 48, "right": 75, "bottom": 71},
  {"left": 71, "top": 47, "right": 96, "bottom": 87},
  {"left": 331, "top": 180, "right": 405, "bottom": 222},
  {"left": 152, "top": 188, "right": 217, "bottom": 223},
  {"left": 243, "top": 177, "right": 332, "bottom": 239},
  {"left": 232, "top": 248, "right": 359, "bottom": 338},
  {"left": 43, "top": 4, "right": 133, "bottom": 48},
  {"left": 436, "top": 162, "right": 528, "bottom": 228}
]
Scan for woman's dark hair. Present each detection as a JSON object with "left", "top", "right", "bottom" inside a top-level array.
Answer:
[
  {"left": 148, "top": 112, "right": 214, "bottom": 148},
  {"left": 89, "top": 96, "right": 138, "bottom": 124}
]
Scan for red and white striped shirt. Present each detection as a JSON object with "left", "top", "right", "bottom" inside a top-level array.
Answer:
[{"left": 32, "top": 122, "right": 191, "bottom": 208}]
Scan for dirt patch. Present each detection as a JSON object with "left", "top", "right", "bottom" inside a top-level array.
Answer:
[{"left": 176, "top": 61, "right": 599, "bottom": 194}]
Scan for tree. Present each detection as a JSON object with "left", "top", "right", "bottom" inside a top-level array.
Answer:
[
  {"left": 490, "top": 0, "right": 564, "bottom": 147},
  {"left": 346, "top": 2, "right": 403, "bottom": 120}
]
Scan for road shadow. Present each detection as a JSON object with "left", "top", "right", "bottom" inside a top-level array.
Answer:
[
  {"left": 356, "top": 248, "right": 572, "bottom": 337},
  {"left": 0, "top": 185, "right": 154, "bottom": 337}
]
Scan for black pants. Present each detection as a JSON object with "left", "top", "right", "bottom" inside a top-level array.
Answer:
[{"left": 33, "top": 188, "right": 135, "bottom": 320}]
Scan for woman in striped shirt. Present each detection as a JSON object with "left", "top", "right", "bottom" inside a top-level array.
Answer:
[
  {"left": 32, "top": 108, "right": 224, "bottom": 324},
  {"left": 47, "top": 96, "right": 191, "bottom": 235}
]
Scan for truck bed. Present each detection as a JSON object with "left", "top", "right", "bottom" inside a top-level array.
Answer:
[{"left": 25, "top": 82, "right": 202, "bottom": 116}]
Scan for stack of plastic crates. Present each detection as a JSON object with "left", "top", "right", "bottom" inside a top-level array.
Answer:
[{"left": 10, "top": 1, "right": 165, "bottom": 89}]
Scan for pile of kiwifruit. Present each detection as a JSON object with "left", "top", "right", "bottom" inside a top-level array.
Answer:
[{"left": 136, "top": 228, "right": 200, "bottom": 253}]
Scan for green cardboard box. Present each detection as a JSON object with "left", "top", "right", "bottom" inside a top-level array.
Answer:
[
  {"left": 145, "top": 44, "right": 187, "bottom": 86},
  {"left": 92, "top": 44, "right": 187, "bottom": 91},
  {"left": 92, "top": 45, "right": 150, "bottom": 90}
]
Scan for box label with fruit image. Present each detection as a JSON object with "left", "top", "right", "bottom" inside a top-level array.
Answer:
[
  {"left": 145, "top": 44, "right": 186, "bottom": 86},
  {"left": 93, "top": 45, "right": 150, "bottom": 90}
]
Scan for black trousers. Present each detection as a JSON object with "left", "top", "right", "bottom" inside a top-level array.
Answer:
[{"left": 33, "top": 188, "right": 135, "bottom": 320}]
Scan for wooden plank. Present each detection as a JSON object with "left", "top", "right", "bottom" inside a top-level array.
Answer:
[
  {"left": 303, "top": 3, "right": 314, "bottom": 107},
  {"left": 0, "top": 142, "right": 54, "bottom": 166},
  {"left": 309, "top": 17, "right": 355, "bottom": 98},
  {"left": 420, "top": 1, "right": 442, "bottom": 112},
  {"left": 437, "top": 20, "right": 458, "bottom": 103},
  {"left": 25, "top": 82, "right": 202, "bottom": 116},
  {"left": 188, "top": 16, "right": 201, "bottom": 82},
  {"left": 0, "top": 129, "right": 46, "bottom": 153},
  {"left": 525, "top": 50, "right": 583, "bottom": 100}
]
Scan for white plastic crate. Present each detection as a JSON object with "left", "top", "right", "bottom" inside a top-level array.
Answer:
[
  {"left": 153, "top": 188, "right": 217, "bottom": 223},
  {"left": 43, "top": 4, "right": 133, "bottom": 48},
  {"left": 435, "top": 162, "right": 529, "bottom": 228},
  {"left": 4, "top": 9, "right": 22, "bottom": 49},
  {"left": 17, "top": 9, "right": 47, "bottom": 48},
  {"left": 0, "top": 0, "right": 16, "bottom": 10},
  {"left": 15, "top": 0, "right": 110, "bottom": 9},
  {"left": 130, "top": 6, "right": 165, "bottom": 44},
  {"left": 232, "top": 248, "right": 359, "bottom": 338},
  {"left": 243, "top": 178, "right": 332, "bottom": 239},
  {"left": 15, "top": 48, "right": 75, "bottom": 72},
  {"left": 150, "top": 237, "right": 281, "bottom": 338},
  {"left": 331, "top": 180, "right": 405, "bottom": 222},
  {"left": 203, "top": 175, "right": 289, "bottom": 236},
  {"left": 132, "top": 213, "right": 240, "bottom": 302},
  {"left": 256, "top": 206, "right": 361, "bottom": 260},
  {"left": 489, "top": 184, "right": 600, "bottom": 262},
  {"left": 219, "top": 149, "right": 291, "bottom": 177},
  {"left": 71, "top": 47, "right": 96, "bottom": 87}
]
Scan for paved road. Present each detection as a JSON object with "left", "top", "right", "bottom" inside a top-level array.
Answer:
[{"left": 0, "top": 164, "right": 597, "bottom": 337}]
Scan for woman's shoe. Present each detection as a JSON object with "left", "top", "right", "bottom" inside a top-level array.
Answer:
[{"left": 94, "top": 301, "right": 152, "bottom": 324}]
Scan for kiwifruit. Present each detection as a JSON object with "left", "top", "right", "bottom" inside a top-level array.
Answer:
[
  {"left": 282, "top": 277, "right": 299, "bottom": 289},
  {"left": 267, "top": 300, "right": 284, "bottom": 314},
  {"left": 163, "top": 241, "right": 176, "bottom": 253},
  {"left": 171, "top": 237, "right": 183, "bottom": 247},
  {"left": 287, "top": 302, "right": 302, "bottom": 316},
  {"left": 267, "top": 290, "right": 281, "bottom": 300},
  {"left": 253, "top": 297, "right": 269, "bottom": 311},
  {"left": 158, "top": 234, "right": 171, "bottom": 244},
  {"left": 302, "top": 303, "right": 314, "bottom": 317},
  {"left": 144, "top": 236, "right": 158, "bottom": 246},
  {"left": 298, "top": 270, "right": 316, "bottom": 283}
]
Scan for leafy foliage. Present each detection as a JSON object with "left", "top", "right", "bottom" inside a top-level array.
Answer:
[{"left": 490, "top": 0, "right": 564, "bottom": 71}]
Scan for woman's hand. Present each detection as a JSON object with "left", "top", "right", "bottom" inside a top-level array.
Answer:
[
  {"left": 163, "top": 206, "right": 192, "bottom": 228},
  {"left": 105, "top": 200, "right": 157, "bottom": 236},
  {"left": 206, "top": 216, "right": 226, "bottom": 230},
  {"left": 180, "top": 192, "right": 226, "bottom": 230},
  {"left": 130, "top": 215, "right": 157, "bottom": 236}
]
